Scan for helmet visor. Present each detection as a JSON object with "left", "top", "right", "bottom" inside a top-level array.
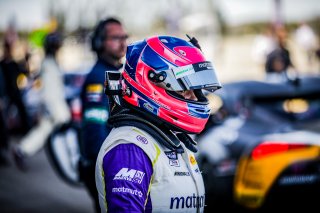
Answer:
[{"left": 157, "top": 61, "right": 221, "bottom": 92}]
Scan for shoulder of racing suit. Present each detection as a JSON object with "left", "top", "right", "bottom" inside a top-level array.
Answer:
[{"left": 96, "top": 125, "right": 206, "bottom": 213}]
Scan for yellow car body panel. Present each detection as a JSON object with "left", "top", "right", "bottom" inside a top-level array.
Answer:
[{"left": 234, "top": 146, "right": 320, "bottom": 209}]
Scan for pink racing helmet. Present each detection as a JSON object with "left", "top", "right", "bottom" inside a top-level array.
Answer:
[{"left": 121, "top": 35, "right": 221, "bottom": 133}]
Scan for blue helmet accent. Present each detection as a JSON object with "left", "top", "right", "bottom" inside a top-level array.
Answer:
[
  {"left": 187, "top": 103, "right": 211, "bottom": 119},
  {"left": 124, "top": 40, "right": 147, "bottom": 80},
  {"left": 141, "top": 46, "right": 171, "bottom": 71},
  {"left": 158, "top": 36, "right": 194, "bottom": 51},
  {"left": 125, "top": 36, "right": 192, "bottom": 80}
]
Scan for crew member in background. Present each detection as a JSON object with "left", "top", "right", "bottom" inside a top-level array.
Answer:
[
  {"left": 13, "top": 32, "right": 71, "bottom": 170},
  {"left": 79, "top": 17, "right": 128, "bottom": 212},
  {"left": 0, "top": 28, "right": 31, "bottom": 135}
]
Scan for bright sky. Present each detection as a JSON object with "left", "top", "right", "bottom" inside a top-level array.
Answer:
[
  {"left": 218, "top": 0, "right": 320, "bottom": 26},
  {"left": 0, "top": 0, "right": 319, "bottom": 31},
  {"left": 0, "top": 0, "right": 49, "bottom": 30}
]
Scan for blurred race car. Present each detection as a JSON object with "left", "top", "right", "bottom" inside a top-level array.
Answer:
[
  {"left": 46, "top": 70, "right": 88, "bottom": 186},
  {"left": 196, "top": 75, "right": 320, "bottom": 211},
  {"left": 4, "top": 70, "right": 86, "bottom": 134}
]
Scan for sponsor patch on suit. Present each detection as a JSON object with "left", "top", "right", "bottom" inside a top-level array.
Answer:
[
  {"left": 86, "top": 84, "right": 103, "bottom": 102},
  {"left": 165, "top": 151, "right": 180, "bottom": 167}
]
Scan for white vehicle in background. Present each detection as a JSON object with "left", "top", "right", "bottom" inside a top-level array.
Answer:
[{"left": 46, "top": 71, "right": 87, "bottom": 186}]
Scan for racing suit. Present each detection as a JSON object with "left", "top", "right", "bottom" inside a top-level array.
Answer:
[
  {"left": 80, "top": 58, "right": 122, "bottom": 211},
  {"left": 96, "top": 112, "right": 205, "bottom": 213}
]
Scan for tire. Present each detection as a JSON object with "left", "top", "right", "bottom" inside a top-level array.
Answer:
[{"left": 46, "top": 123, "right": 83, "bottom": 187}]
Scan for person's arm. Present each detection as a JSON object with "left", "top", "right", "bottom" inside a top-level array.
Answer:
[
  {"left": 41, "top": 59, "right": 70, "bottom": 125},
  {"left": 101, "top": 143, "right": 153, "bottom": 213}
]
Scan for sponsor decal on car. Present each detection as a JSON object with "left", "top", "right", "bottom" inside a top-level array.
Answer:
[
  {"left": 113, "top": 168, "right": 145, "bottom": 184},
  {"left": 279, "top": 175, "right": 318, "bottom": 185}
]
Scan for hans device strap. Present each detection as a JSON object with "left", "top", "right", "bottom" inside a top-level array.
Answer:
[{"left": 108, "top": 109, "right": 198, "bottom": 153}]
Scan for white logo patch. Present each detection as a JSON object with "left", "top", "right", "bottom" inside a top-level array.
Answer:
[
  {"left": 113, "top": 168, "right": 145, "bottom": 184},
  {"left": 169, "top": 159, "right": 180, "bottom": 167}
]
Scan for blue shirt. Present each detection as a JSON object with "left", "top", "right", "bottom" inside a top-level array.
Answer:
[{"left": 81, "top": 58, "right": 121, "bottom": 160}]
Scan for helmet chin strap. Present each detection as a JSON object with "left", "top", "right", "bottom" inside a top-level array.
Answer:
[{"left": 108, "top": 108, "right": 198, "bottom": 153}]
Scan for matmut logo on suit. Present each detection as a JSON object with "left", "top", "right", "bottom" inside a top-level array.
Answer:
[{"left": 113, "top": 168, "right": 145, "bottom": 184}]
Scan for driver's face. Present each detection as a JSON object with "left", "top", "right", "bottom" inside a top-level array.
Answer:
[
  {"left": 176, "top": 90, "right": 198, "bottom": 101},
  {"left": 102, "top": 23, "right": 128, "bottom": 60}
]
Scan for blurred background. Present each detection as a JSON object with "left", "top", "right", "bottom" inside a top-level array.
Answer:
[
  {"left": 0, "top": 0, "right": 319, "bottom": 81},
  {"left": 0, "top": 0, "right": 320, "bottom": 212}
]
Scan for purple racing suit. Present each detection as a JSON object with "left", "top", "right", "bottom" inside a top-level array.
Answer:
[{"left": 96, "top": 126, "right": 205, "bottom": 213}]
